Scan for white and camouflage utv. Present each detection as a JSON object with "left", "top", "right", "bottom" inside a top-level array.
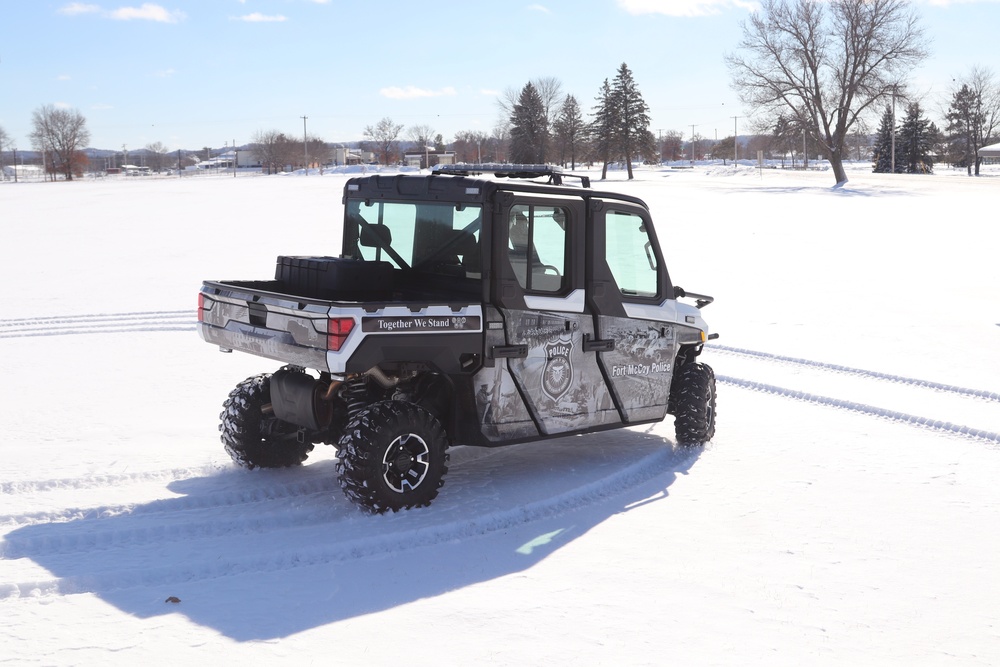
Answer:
[{"left": 198, "top": 164, "right": 717, "bottom": 513}]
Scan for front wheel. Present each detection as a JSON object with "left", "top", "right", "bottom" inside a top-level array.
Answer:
[
  {"left": 672, "top": 363, "right": 717, "bottom": 446},
  {"left": 219, "top": 373, "right": 314, "bottom": 468},
  {"left": 336, "top": 400, "right": 449, "bottom": 514}
]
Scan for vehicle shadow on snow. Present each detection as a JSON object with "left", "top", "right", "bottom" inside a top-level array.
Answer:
[{"left": 5, "top": 428, "right": 702, "bottom": 641}]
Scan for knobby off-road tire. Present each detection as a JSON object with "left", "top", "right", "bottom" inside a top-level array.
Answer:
[
  {"left": 672, "top": 362, "right": 717, "bottom": 446},
  {"left": 336, "top": 400, "right": 449, "bottom": 514},
  {"left": 220, "top": 373, "right": 314, "bottom": 469}
]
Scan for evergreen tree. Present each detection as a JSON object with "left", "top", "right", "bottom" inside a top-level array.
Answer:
[
  {"left": 945, "top": 84, "right": 984, "bottom": 175},
  {"left": 552, "top": 94, "right": 584, "bottom": 169},
  {"left": 587, "top": 79, "right": 617, "bottom": 180},
  {"left": 610, "top": 63, "right": 651, "bottom": 180},
  {"left": 896, "top": 102, "right": 936, "bottom": 174},
  {"left": 508, "top": 82, "right": 548, "bottom": 164},
  {"left": 871, "top": 105, "right": 899, "bottom": 174}
]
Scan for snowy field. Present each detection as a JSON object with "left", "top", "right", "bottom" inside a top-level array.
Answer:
[{"left": 2, "top": 162, "right": 999, "bottom": 665}]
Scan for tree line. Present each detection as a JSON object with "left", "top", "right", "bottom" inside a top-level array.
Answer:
[
  {"left": 4, "top": 1, "right": 1000, "bottom": 185},
  {"left": 726, "top": 0, "right": 1000, "bottom": 184}
]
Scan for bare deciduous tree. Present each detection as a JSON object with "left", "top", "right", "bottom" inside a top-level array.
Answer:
[
  {"left": 406, "top": 124, "right": 436, "bottom": 150},
  {"left": 144, "top": 141, "right": 170, "bottom": 172},
  {"left": 489, "top": 122, "right": 510, "bottom": 163},
  {"left": 498, "top": 77, "right": 563, "bottom": 128},
  {"left": 660, "top": 129, "right": 685, "bottom": 162},
  {"left": 304, "top": 135, "right": 329, "bottom": 171},
  {"left": 0, "top": 125, "right": 10, "bottom": 176},
  {"left": 363, "top": 117, "right": 404, "bottom": 165},
  {"left": 29, "top": 104, "right": 91, "bottom": 181},
  {"left": 533, "top": 76, "right": 564, "bottom": 129},
  {"left": 726, "top": 0, "right": 928, "bottom": 185},
  {"left": 452, "top": 130, "right": 489, "bottom": 163},
  {"left": 250, "top": 129, "right": 296, "bottom": 174}
]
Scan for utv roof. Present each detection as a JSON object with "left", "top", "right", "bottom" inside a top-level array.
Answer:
[
  {"left": 344, "top": 168, "right": 647, "bottom": 210},
  {"left": 433, "top": 163, "right": 591, "bottom": 188}
]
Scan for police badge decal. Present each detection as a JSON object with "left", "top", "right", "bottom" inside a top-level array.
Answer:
[{"left": 542, "top": 338, "right": 574, "bottom": 402}]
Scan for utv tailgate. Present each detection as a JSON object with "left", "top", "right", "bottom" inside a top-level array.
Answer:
[{"left": 198, "top": 281, "right": 332, "bottom": 371}]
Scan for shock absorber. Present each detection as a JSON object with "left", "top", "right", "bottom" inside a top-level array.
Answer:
[{"left": 341, "top": 375, "right": 369, "bottom": 421}]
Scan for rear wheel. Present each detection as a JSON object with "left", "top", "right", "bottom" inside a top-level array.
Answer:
[
  {"left": 219, "top": 373, "right": 313, "bottom": 468},
  {"left": 672, "top": 363, "right": 717, "bottom": 446},
  {"left": 336, "top": 400, "right": 449, "bottom": 514}
]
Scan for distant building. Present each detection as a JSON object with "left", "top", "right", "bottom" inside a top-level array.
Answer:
[
  {"left": 333, "top": 147, "right": 375, "bottom": 166},
  {"left": 402, "top": 149, "right": 456, "bottom": 169},
  {"left": 2, "top": 164, "right": 44, "bottom": 179}
]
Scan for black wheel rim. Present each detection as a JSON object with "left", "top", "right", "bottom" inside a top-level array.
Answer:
[{"left": 381, "top": 433, "right": 430, "bottom": 493}]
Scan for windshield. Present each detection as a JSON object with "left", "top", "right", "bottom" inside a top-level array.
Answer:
[{"left": 345, "top": 200, "right": 483, "bottom": 277}]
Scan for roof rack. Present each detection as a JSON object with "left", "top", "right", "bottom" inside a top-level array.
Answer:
[{"left": 433, "top": 163, "right": 590, "bottom": 188}]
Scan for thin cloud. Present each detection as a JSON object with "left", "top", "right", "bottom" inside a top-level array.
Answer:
[
  {"left": 57, "top": 74, "right": 72, "bottom": 81},
  {"left": 58, "top": 3, "right": 101, "bottom": 15},
  {"left": 380, "top": 86, "right": 458, "bottom": 100},
  {"left": 108, "top": 4, "right": 186, "bottom": 23},
  {"left": 91, "top": 103, "right": 114, "bottom": 110},
  {"left": 154, "top": 68, "right": 176, "bottom": 77},
  {"left": 233, "top": 13, "right": 289, "bottom": 22},
  {"left": 617, "top": 0, "right": 758, "bottom": 17},
  {"left": 527, "top": 4, "right": 552, "bottom": 13}
]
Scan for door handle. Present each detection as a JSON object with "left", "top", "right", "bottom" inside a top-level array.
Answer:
[
  {"left": 583, "top": 334, "right": 614, "bottom": 352},
  {"left": 491, "top": 344, "right": 528, "bottom": 359}
]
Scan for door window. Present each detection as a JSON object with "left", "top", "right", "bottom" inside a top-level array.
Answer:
[
  {"left": 508, "top": 204, "right": 568, "bottom": 293},
  {"left": 605, "top": 210, "right": 659, "bottom": 298}
]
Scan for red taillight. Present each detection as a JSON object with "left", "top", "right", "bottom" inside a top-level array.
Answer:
[
  {"left": 197, "top": 292, "right": 205, "bottom": 322},
  {"left": 327, "top": 317, "right": 355, "bottom": 351}
]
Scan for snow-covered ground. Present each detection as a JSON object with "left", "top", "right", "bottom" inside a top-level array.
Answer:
[{"left": 2, "top": 163, "right": 998, "bottom": 665}]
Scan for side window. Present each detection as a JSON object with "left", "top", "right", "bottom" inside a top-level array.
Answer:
[
  {"left": 605, "top": 210, "right": 659, "bottom": 298},
  {"left": 508, "top": 204, "right": 568, "bottom": 293}
]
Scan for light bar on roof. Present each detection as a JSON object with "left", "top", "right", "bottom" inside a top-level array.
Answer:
[{"left": 432, "top": 163, "right": 590, "bottom": 187}]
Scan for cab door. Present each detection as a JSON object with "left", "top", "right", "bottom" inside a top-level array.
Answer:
[
  {"left": 587, "top": 202, "right": 679, "bottom": 423},
  {"left": 472, "top": 195, "right": 620, "bottom": 440}
]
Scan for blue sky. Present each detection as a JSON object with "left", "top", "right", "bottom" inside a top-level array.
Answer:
[{"left": 1, "top": 0, "right": 998, "bottom": 151}]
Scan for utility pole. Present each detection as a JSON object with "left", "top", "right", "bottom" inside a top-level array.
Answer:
[
  {"left": 690, "top": 125, "right": 697, "bottom": 164},
  {"left": 301, "top": 115, "right": 308, "bottom": 175},
  {"left": 233, "top": 138, "right": 237, "bottom": 178}
]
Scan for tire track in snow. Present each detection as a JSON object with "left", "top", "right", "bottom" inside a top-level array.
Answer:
[
  {"left": 0, "top": 475, "right": 341, "bottom": 530},
  {"left": 0, "top": 442, "right": 697, "bottom": 600},
  {"left": 717, "top": 374, "right": 1000, "bottom": 445},
  {"left": 708, "top": 344, "right": 1000, "bottom": 403},
  {"left": 0, "top": 310, "right": 196, "bottom": 339},
  {"left": 0, "top": 465, "right": 223, "bottom": 496}
]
